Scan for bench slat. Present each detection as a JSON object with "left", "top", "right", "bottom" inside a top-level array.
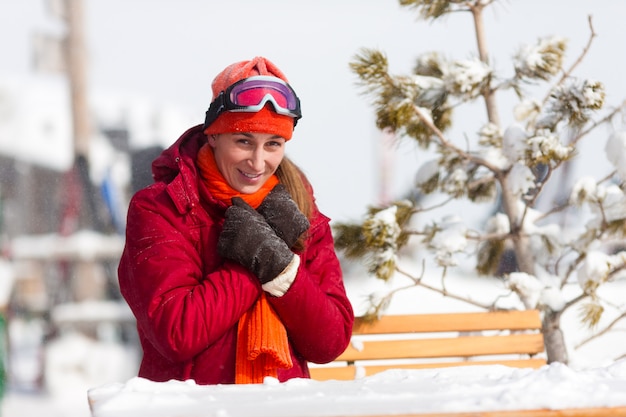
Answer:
[
  {"left": 309, "top": 358, "right": 548, "bottom": 381},
  {"left": 304, "top": 406, "right": 626, "bottom": 417},
  {"left": 353, "top": 310, "right": 542, "bottom": 334},
  {"left": 337, "top": 333, "right": 545, "bottom": 361}
]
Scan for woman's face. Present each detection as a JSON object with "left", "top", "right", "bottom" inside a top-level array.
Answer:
[{"left": 209, "top": 132, "right": 286, "bottom": 194}]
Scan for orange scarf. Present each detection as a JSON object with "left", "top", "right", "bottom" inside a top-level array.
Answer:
[{"left": 197, "top": 143, "right": 293, "bottom": 384}]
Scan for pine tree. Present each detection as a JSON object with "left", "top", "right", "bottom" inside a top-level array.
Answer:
[{"left": 336, "top": 0, "right": 626, "bottom": 364}]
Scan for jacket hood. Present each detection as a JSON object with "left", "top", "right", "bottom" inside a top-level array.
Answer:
[{"left": 152, "top": 124, "right": 206, "bottom": 184}]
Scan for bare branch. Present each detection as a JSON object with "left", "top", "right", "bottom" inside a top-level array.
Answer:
[
  {"left": 411, "top": 104, "right": 503, "bottom": 174},
  {"left": 395, "top": 264, "right": 500, "bottom": 310},
  {"left": 562, "top": 292, "right": 588, "bottom": 312},
  {"left": 413, "top": 196, "right": 456, "bottom": 214},
  {"left": 570, "top": 102, "right": 626, "bottom": 147}
]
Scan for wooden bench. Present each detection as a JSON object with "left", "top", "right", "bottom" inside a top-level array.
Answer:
[{"left": 309, "top": 310, "right": 546, "bottom": 381}]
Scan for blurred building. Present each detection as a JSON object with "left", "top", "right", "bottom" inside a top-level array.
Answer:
[{"left": 0, "top": 74, "right": 194, "bottom": 392}]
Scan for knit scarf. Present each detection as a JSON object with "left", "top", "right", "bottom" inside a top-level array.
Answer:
[{"left": 197, "top": 144, "right": 293, "bottom": 384}]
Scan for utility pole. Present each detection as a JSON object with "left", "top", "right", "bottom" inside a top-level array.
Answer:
[
  {"left": 65, "top": 0, "right": 90, "bottom": 160},
  {"left": 61, "top": 0, "right": 104, "bottom": 232}
]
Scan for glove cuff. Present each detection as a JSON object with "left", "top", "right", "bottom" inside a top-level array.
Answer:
[{"left": 262, "top": 254, "right": 300, "bottom": 297}]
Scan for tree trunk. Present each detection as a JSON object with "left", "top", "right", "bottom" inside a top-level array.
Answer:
[
  {"left": 542, "top": 309, "right": 569, "bottom": 364},
  {"left": 470, "top": 3, "right": 500, "bottom": 127},
  {"left": 499, "top": 174, "right": 570, "bottom": 364}
]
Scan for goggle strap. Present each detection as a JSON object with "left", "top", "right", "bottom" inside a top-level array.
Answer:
[{"left": 204, "top": 92, "right": 226, "bottom": 129}]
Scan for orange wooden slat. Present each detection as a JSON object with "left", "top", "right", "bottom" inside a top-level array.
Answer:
[
  {"left": 359, "top": 358, "right": 547, "bottom": 376},
  {"left": 308, "top": 366, "right": 355, "bottom": 380},
  {"left": 336, "top": 333, "right": 545, "bottom": 362},
  {"left": 353, "top": 310, "right": 542, "bottom": 334},
  {"left": 309, "top": 358, "right": 547, "bottom": 381},
  {"left": 321, "top": 406, "right": 626, "bottom": 417}
]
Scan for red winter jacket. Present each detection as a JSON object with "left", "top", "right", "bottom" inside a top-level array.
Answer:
[{"left": 118, "top": 125, "right": 354, "bottom": 384}]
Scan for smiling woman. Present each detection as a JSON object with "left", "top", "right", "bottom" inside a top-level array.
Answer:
[{"left": 116, "top": 56, "right": 354, "bottom": 386}]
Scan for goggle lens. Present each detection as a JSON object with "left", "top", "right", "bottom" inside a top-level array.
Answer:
[
  {"left": 231, "top": 83, "right": 296, "bottom": 110},
  {"left": 236, "top": 89, "right": 285, "bottom": 107}
]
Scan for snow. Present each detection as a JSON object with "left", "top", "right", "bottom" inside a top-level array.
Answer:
[
  {"left": 9, "top": 230, "right": 124, "bottom": 261},
  {"left": 0, "top": 260, "right": 15, "bottom": 306},
  {"left": 441, "top": 168, "right": 469, "bottom": 196},
  {"left": 506, "top": 272, "right": 543, "bottom": 309},
  {"left": 502, "top": 124, "right": 528, "bottom": 163},
  {"left": 605, "top": 131, "right": 626, "bottom": 181},
  {"left": 428, "top": 215, "right": 468, "bottom": 267},
  {"left": 443, "top": 58, "right": 492, "bottom": 98},
  {"left": 0, "top": 76, "right": 73, "bottom": 171},
  {"left": 414, "top": 159, "right": 439, "bottom": 186},
  {"left": 51, "top": 300, "right": 134, "bottom": 326},
  {"left": 570, "top": 176, "right": 599, "bottom": 206},
  {"left": 506, "top": 163, "right": 535, "bottom": 196},
  {"left": 86, "top": 361, "right": 626, "bottom": 417},
  {"left": 513, "top": 36, "right": 567, "bottom": 80}
]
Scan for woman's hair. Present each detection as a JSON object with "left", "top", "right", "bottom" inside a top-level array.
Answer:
[{"left": 276, "top": 156, "right": 314, "bottom": 251}]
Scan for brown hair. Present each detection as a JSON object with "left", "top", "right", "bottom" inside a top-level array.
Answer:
[{"left": 276, "top": 156, "right": 314, "bottom": 251}]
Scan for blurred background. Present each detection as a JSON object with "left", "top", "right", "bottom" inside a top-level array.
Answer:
[{"left": 1, "top": 1, "right": 625, "bottom": 416}]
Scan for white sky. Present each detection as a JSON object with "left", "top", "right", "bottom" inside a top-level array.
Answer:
[{"left": 1, "top": 1, "right": 626, "bottom": 223}]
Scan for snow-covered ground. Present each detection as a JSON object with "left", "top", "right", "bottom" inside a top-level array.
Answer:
[{"left": 87, "top": 361, "right": 626, "bottom": 417}]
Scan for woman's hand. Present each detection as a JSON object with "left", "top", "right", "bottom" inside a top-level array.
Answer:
[
  {"left": 258, "top": 184, "right": 310, "bottom": 248},
  {"left": 218, "top": 197, "right": 294, "bottom": 284}
]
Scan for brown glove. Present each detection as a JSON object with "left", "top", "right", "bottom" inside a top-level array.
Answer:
[
  {"left": 257, "top": 184, "right": 310, "bottom": 248},
  {"left": 218, "top": 197, "right": 294, "bottom": 284}
]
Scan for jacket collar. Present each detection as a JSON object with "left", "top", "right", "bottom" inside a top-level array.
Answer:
[{"left": 153, "top": 125, "right": 207, "bottom": 215}]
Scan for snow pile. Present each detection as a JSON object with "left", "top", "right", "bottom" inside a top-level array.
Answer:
[
  {"left": 88, "top": 360, "right": 626, "bottom": 417},
  {"left": 45, "top": 332, "right": 138, "bottom": 397},
  {"left": 9, "top": 230, "right": 124, "bottom": 261},
  {"left": 0, "top": 260, "right": 15, "bottom": 307}
]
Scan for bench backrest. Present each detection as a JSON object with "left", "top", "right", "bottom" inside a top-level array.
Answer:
[{"left": 309, "top": 310, "right": 546, "bottom": 381}]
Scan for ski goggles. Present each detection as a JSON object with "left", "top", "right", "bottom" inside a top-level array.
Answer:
[{"left": 204, "top": 75, "right": 302, "bottom": 129}]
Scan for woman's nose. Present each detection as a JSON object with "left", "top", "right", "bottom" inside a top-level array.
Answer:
[{"left": 249, "top": 147, "right": 265, "bottom": 170}]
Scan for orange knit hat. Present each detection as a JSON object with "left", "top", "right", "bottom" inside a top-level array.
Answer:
[{"left": 204, "top": 57, "right": 296, "bottom": 140}]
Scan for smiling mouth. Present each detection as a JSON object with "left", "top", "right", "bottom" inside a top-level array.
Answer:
[{"left": 240, "top": 170, "right": 262, "bottom": 179}]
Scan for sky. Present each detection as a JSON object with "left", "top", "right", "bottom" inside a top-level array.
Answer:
[{"left": 2, "top": 1, "right": 626, "bottom": 223}]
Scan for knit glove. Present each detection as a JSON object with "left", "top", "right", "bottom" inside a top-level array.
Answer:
[
  {"left": 257, "top": 184, "right": 310, "bottom": 248},
  {"left": 218, "top": 197, "right": 294, "bottom": 284}
]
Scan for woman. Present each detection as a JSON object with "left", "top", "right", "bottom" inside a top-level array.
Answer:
[{"left": 118, "top": 57, "right": 354, "bottom": 385}]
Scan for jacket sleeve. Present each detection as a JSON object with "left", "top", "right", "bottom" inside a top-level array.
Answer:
[
  {"left": 268, "top": 210, "right": 354, "bottom": 364},
  {"left": 118, "top": 187, "right": 261, "bottom": 363}
]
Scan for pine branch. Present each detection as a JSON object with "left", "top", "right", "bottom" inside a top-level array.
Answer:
[
  {"left": 542, "top": 15, "right": 597, "bottom": 106},
  {"left": 574, "top": 311, "right": 626, "bottom": 349}
]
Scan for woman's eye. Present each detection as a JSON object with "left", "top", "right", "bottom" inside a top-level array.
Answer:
[{"left": 267, "top": 140, "right": 283, "bottom": 148}]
